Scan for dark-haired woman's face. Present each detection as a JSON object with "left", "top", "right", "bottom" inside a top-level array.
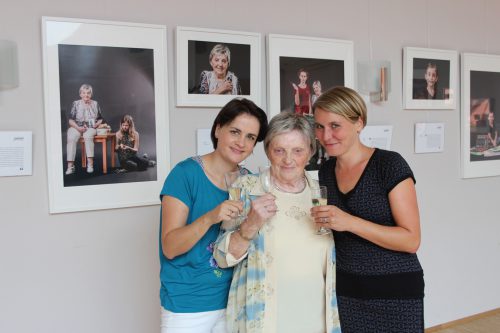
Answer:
[
  {"left": 299, "top": 71, "right": 308, "bottom": 84},
  {"left": 215, "top": 114, "right": 260, "bottom": 164}
]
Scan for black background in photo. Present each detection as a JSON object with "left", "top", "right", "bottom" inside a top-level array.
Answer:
[{"left": 187, "top": 40, "right": 251, "bottom": 95}]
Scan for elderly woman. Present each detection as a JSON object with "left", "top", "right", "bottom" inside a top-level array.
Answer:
[
  {"left": 198, "top": 44, "right": 241, "bottom": 95},
  {"left": 214, "top": 112, "right": 341, "bottom": 333},
  {"left": 65, "top": 83, "right": 103, "bottom": 175}
]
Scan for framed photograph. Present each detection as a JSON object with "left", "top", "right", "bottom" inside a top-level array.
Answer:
[
  {"left": 267, "top": 34, "right": 354, "bottom": 173},
  {"left": 176, "top": 26, "right": 261, "bottom": 107},
  {"left": 403, "top": 47, "right": 458, "bottom": 109},
  {"left": 461, "top": 53, "right": 500, "bottom": 178},
  {"left": 42, "top": 17, "right": 169, "bottom": 213}
]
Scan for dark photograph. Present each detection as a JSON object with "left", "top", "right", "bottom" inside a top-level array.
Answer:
[
  {"left": 279, "top": 56, "right": 345, "bottom": 170},
  {"left": 58, "top": 44, "right": 158, "bottom": 187},
  {"left": 412, "top": 58, "right": 450, "bottom": 100},
  {"left": 187, "top": 41, "right": 251, "bottom": 95},
  {"left": 469, "top": 70, "right": 500, "bottom": 161}
]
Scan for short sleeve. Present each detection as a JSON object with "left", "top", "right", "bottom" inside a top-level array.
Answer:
[
  {"left": 380, "top": 151, "right": 416, "bottom": 193},
  {"left": 160, "top": 162, "right": 193, "bottom": 208}
]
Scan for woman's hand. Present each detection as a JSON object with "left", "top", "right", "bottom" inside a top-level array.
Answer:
[
  {"left": 311, "top": 204, "right": 352, "bottom": 232},
  {"left": 213, "top": 79, "right": 233, "bottom": 94},
  {"left": 239, "top": 193, "right": 277, "bottom": 236},
  {"left": 208, "top": 199, "right": 244, "bottom": 225},
  {"left": 292, "top": 83, "right": 299, "bottom": 91}
]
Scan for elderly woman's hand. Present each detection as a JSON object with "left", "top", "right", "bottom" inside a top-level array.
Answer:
[
  {"left": 239, "top": 193, "right": 277, "bottom": 237},
  {"left": 214, "top": 79, "right": 233, "bottom": 94},
  {"left": 310, "top": 204, "right": 353, "bottom": 232}
]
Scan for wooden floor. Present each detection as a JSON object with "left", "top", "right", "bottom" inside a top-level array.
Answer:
[{"left": 426, "top": 308, "right": 500, "bottom": 333}]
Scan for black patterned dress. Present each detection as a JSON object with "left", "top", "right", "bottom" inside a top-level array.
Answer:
[{"left": 319, "top": 148, "right": 424, "bottom": 333}]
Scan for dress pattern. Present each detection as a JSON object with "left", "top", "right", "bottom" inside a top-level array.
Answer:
[{"left": 319, "top": 148, "right": 424, "bottom": 333}]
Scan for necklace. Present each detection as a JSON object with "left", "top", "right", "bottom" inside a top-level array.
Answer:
[{"left": 273, "top": 175, "right": 306, "bottom": 194}]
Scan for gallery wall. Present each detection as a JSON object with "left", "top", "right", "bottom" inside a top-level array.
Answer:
[{"left": 1, "top": 0, "right": 500, "bottom": 332}]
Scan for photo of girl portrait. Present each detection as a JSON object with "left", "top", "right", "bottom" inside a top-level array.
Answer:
[{"left": 278, "top": 56, "right": 345, "bottom": 170}]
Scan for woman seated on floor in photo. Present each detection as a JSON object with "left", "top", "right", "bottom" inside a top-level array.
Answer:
[{"left": 115, "top": 115, "right": 155, "bottom": 173}]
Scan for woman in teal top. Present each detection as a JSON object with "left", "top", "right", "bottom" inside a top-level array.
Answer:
[{"left": 159, "top": 98, "right": 268, "bottom": 333}]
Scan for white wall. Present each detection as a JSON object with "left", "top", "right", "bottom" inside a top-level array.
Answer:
[{"left": 1, "top": 1, "right": 500, "bottom": 332}]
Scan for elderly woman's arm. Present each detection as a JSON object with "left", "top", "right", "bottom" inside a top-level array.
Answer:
[{"left": 214, "top": 193, "right": 277, "bottom": 268}]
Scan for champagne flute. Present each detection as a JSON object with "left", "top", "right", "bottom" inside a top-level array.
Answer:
[
  {"left": 311, "top": 185, "right": 330, "bottom": 235},
  {"left": 224, "top": 170, "right": 246, "bottom": 218},
  {"left": 258, "top": 166, "right": 272, "bottom": 194}
]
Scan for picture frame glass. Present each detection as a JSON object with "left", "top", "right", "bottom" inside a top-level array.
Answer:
[
  {"left": 176, "top": 27, "right": 261, "bottom": 108},
  {"left": 461, "top": 53, "right": 500, "bottom": 178},
  {"left": 403, "top": 47, "right": 457, "bottom": 110},
  {"left": 268, "top": 35, "right": 354, "bottom": 172},
  {"left": 42, "top": 17, "right": 169, "bottom": 213}
]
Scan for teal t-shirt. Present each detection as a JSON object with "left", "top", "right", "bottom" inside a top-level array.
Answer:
[{"left": 159, "top": 157, "right": 233, "bottom": 313}]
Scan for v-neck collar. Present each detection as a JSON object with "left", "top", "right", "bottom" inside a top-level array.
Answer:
[{"left": 334, "top": 148, "right": 378, "bottom": 197}]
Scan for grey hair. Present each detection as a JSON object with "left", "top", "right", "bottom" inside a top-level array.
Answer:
[
  {"left": 209, "top": 44, "right": 231, "bottom": 66},
  {"left": 264, "top": 112, "right": 316, "bottom": 156},
  {"left": 312, "top": 80, "right": 322, "bottom": 90},
  {"left": 79, "top": 84, "right": 93, "bottom": 95}
]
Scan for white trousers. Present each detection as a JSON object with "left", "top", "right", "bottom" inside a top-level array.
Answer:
[
  {"left": 160, "top": 307, "right": 226, "bottom": 333},
  {"left": 66, "top": 127, "right": 97, "bottom": 161}
]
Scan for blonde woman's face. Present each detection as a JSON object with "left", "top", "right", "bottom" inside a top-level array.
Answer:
[{"left": 314, "top": 107, "right": 363, "bottom": 157}]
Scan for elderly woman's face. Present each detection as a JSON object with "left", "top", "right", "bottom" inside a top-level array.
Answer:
[
  {"left": 80, "top": 89, "right": 92, "bottom": 103},
  {"left": 210, "top": 53, "right": 229, "bottom": 78},
  {"left": 267, "top": 130, "right": 311, "bottom": 183}
]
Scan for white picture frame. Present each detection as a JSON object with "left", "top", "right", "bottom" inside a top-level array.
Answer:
[
  {"left": 403, "top": 47, "right": 458, "bottom": 110},
  {"left": 461, "top": 53, "right": 500, "bottom": 178},
  {"left": 176, "top": 26, "right": 262, "bottom": 108},
  {"left": 267, "top": 34, "right": 354, "bottom": 179},
  {"left": 42, "top": 17, "right": 170, "bottom": 213}
]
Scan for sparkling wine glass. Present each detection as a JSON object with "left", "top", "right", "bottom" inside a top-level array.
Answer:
[
  {"left": 311, "top": 185, "right": 330, "bottom": 235},
  {"left": 258, "top": 166, "right": 272, "bottom": 194},
  {"left": 224, "top": 170, "right": 247, "bottom": 218}
]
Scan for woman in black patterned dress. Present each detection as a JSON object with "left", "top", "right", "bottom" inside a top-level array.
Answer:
[{"left": 311, "top": 86, "right": 424, "bottom": 332}]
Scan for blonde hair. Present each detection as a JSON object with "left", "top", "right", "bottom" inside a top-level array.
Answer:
[
  {"left": 118, "top": 115, "right": 137, "bottom": 141},
  {"left": 79, "top": 84, "right": 93, "bottom": 95},
  {"left": 313, "top": 86, "right": 367, "bottom": 127},
  {"left": 209, "top": 44, "right": 231, "bottom": 66}
]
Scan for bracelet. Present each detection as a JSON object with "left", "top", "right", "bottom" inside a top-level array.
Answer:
[{"left": 236, "top": 227, "right": 254, "bottom": 242}]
